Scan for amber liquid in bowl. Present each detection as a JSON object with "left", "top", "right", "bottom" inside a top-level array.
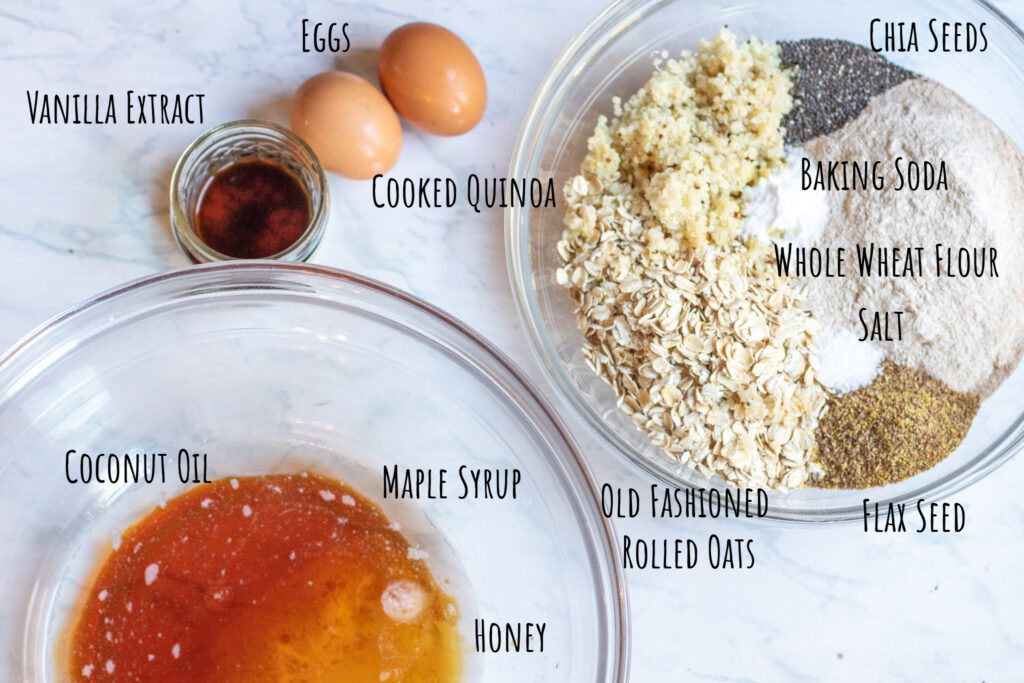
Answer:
[{"left": 66, "top": 473, "right": 461, "bottom": 682}]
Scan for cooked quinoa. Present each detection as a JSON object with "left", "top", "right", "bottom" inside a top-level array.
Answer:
[
  {"left": 558, "top": 29, "right": 829, "bottom": 489},
  {"left": 571, "top": 29, "right": 792, "bottom": 251}
]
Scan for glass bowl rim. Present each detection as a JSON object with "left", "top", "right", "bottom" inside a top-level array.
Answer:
[
  {"left": 0, "top": 261, "right": 631, "bottom": 682},
  {"left": 504, "top": 0, "right": 1024, "bottom": 523}
]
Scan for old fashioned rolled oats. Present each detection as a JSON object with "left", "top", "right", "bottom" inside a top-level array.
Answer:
[{"left": 557, "top": 29, "right": 828, "bottom": 489}]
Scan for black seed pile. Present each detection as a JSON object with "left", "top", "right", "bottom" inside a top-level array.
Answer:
[{"left": 780, "top": 39, "right": 917, "bottom": 144}]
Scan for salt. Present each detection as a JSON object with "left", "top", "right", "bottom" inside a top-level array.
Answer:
[{"left": 815, "top": 326, "right": 883, "bottom": 392}]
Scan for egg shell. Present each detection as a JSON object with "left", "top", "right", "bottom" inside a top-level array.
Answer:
[
  {"left": 378, "top": 22, "right": 487, "bottom": 136},
  {"left": 290, "top": 71, "right": 402, "bottom": 180}
]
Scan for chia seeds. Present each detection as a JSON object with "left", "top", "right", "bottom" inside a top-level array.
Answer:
[{"left": 780, "top": 39, "right": 916, "bottom": 144}]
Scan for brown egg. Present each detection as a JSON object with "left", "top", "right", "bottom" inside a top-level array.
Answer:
[
  {"left": 290, "top": 71, "right": 402, "bottom": 179},
  {"left": 378, "top": 22, "right": 487, "bottom": 136}
]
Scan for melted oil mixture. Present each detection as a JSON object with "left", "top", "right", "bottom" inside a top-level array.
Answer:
[{"left": 68, "top": 473, "right": 461, "bottom": 682}]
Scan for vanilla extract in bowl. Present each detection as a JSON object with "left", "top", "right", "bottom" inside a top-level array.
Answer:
[
  {"left": 170, "top": 120, "right": 328, "bottom": 263},
  {"left": 195, "top": 159, "right": 311, "bottom": 259}
]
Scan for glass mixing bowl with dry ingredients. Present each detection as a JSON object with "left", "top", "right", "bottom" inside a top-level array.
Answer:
[
  {"left": 0, "top": 263, "right": 627, "bottom": 681},
  {"left": 506, "top": 0, "right": 1024, "bottom": 521}
]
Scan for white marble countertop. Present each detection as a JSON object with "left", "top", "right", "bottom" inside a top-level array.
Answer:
[{"left": 2, "top": 0, "right": 1023, "bottom": 680}]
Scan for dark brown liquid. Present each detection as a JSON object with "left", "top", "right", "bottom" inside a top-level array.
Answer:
[{"left": 195, "top": 159, "right": 311, "bottom": 258}]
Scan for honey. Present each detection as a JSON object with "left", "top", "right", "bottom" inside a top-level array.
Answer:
[{"left": 67, "top": 473, "right": 462, "bottom": 682}]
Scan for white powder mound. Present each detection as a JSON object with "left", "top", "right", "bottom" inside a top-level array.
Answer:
[
  {"left": 381, "top": 580, "right": 425, "bottom": 623},
  {"left": 741, "top": 147, "right": 828, "bottom": 246},
  {"left": 406, "top": 547, "right": 429, "bottom": 560},
  {"left": 815, "top": 326, "right": 883, "bottom": 392}
]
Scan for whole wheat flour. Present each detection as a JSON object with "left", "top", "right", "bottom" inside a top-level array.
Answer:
[{"left": 802, "top": 77, "right": 1024, "bottom": 397}]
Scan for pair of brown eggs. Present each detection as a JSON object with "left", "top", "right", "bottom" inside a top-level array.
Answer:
[{"left": 291, "top": 22, "right": 487, "bottom": 180}]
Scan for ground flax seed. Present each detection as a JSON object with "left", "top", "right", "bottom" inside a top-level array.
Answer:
[{"left": 815, "top": 363, "right": 980, "bottom": 489}]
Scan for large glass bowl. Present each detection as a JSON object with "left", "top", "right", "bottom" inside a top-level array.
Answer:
[
  {"left": 506, "top": 0, "right": 1024, "bottom": 521},
  {"left": 0, "top": 263, "right": 628, "bottom": 681}
]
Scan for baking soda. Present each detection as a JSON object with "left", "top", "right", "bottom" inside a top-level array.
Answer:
[{"left": 741, "top": 148, "right": 828, "bottom": 246}]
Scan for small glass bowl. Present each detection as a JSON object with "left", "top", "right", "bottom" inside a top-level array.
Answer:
[{"left": 170, "top": 120, "right": 329, "bottom": 263}]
